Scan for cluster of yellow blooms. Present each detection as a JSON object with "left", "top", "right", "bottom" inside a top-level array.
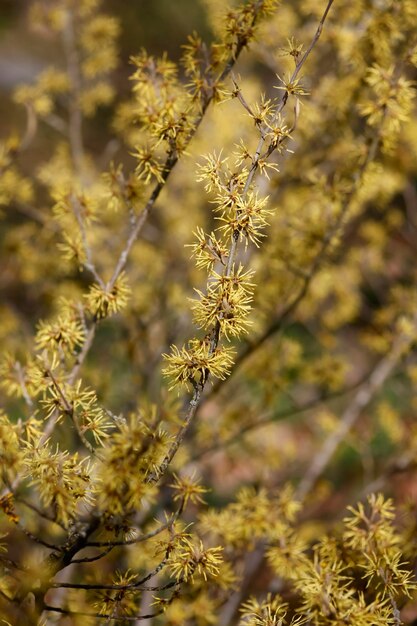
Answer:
[{"left": 0, "top": 0, "right": 417, "bottom": 624}]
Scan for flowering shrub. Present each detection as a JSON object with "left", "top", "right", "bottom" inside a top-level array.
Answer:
[{"left": 0, "top": 0, "right": 417, "bottom": 624}]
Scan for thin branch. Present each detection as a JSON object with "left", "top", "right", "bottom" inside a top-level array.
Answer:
[
  {"left": 43, "top": 112, "right": 68, "bottom": 136},
  {"left": 69, "top": 545, "right": 114, "bottom": 564},
  {"left": 63, "top": 8, "right": 84, "bottom": 176},
  {"left": 40, "top": 14, "right": 267, "bottom": 425},
  {"left": 19, "top": 103, "right": 38, "bottom": 152},
  {"left": 388, "top": 591, "right": 402, "bottom": 626},
  {"left": 15, "top": 496, "right": 65, "bottom": 530},
  {"left": 15, "top": 519, "right": 62, "bottom": 551},
  {"left": 40, "top": 321, "right": 97, "bottom": 444},
  {"left": 71, "top": 193, "right": 105, "bottom": 288},
  {"left": 107, "top": 1, "right": 270, "bottom": 294},
  {"left": 106, "top": 154, "right": 177, "bottom": 291},
  {"left": 147, "top": 382, "right": 202, "bottom": 484},
  {"left": 14, "top": 361, "right": 33, "bottom": 408},
  {"left": 43, "top": 605, "right": 164, "bottom": 621},
  {"left": 361, "top": 453, "right": 417, "bottom": 497},
  {"left": 52, "top": 557, "right": 169, "bottom": 591},
  {"left": 191, "top": 372, "right": 371, "bottom": 462},
  {"left": 296, "top": 325, "right": 415, "bottom": 501},
  {"left": 45, "top": 367, "right": 97, "bottom": 456},
  {"left": 243, "top": 0, "right": 335, "bottom": 194},
  {"left": 69, "top": 322, "right": 97, "bottom": 385},
  {"left": 86, "top": 508, "right": 180, "bottom": 548},
  {"left": 292, "top": 0, "right": 334, "bottom": 83},
  {"left": 13, "top": 201, "right": 50, "bottom": 227},
  {"left": 203, "top": 126, "right": 384, "bottom": 405},
  {"left": 0, "top": 588, "right": 14, "bottom": 603},
  {"left": 148, "top": 0, "right": 335, "bottom": 487}
]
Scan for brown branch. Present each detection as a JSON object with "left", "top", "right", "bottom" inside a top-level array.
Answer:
[
  {"left": 242, "top": 0, "right": 335, "bottom": 195},
  {"left": 63, "top": 8, "right": 84, "bottom": 176},
  {"left": 191, "top": 372, "right": 372, "bottom": 462},
  {"left": 18, "top": 103, "right": 37, "bottom": 153},
  {"left": 106, "top": 4, "right": 268, "bottom": 294},
  {"left": 69, "top": 545, "right": 114, "bottom": 564},
  {"left": 106, "top": 150, "right": 178, "bottom": 292},
  {"left": 38, "top": 323, "right": 97, "bottom": 444},
  {"left": 15, "top": 496, "right": 65, "bottom": 530},
  {"left": 0, "top": 588, "right": 14, "bottom": 604},
  {"left": 292, "top": 0, "right": 334, "bottom": 83},
  {"left": 45, "top": 10, "right": 268, "bottom": 417},
  {"left": 147, "top": 382, "right": 202, "bottom": 483},
  {"left": 14, "top": 361, "right": 33, "bottom": 408},
  {"left": 68, "top": 322, "right": 97, "bottom": 385},
  {"left": 13, "top": 201, "right": 50, "bottom": 227},
  {"left": 43, "top": 112, "right": 68, "bottom": 136},
  {"left": 360, "top": 455, "right": 417, "bottom": 497},
  {"left": 86, "top": 506, "right": 181, "bottom": 548},
  {"left": 296, "top": 326, "right": 415, "bottom": 501},
  {"left": 45, "top": 367, "right": 98, "bottom": 456},
  {"left": 15, "top": 519, "right": 62, "bottom": 551},
  {"left": 203, "top": 124, "right": 385, "bottom": 406},
  {"left": 52, "top": 556, "right": 169, "bottom": 591},
  {"left": 71, "top": 193, "right": 105, "bottom": 287},
  {"left": 43, "top": 605, "right": 165, "bottom": 621},
  {"left": 149, "top": 0, "right": 335, "bottom": 488}
]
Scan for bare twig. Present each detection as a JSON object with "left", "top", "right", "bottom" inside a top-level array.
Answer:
[
  {"left": 42, "top": 11, "right": 266, "bottom": 418},
  {"left": 52, "top": 556, "right": 169, "bottom": 590},
  {"left": 14, "top": 362, "right": 33, "bottom": 408},
  {"left": 86, "top": 507, "right": 180, "bottom": 547},
  {"left": 13, "top": 201, "right": 50, "bottom": 227},
  {"left": 69, "top": 546, "right": 114, "bottom": 564},
  {"left": 203, "top": 126, "right": 384, "bottom": 405},
  {"left": 63, "top": 9, "right": 84, "bottom": 176},
  {"left": 15, "top": 496, "right": 65, "bottom": 530},
  {"left": 191, "top": 372, "right": 371, "bottom": 462},
  {"left": 19, "top": 103, "right": 38, "bottom": 152},
  {"left": 71, "top": 193, "right": 105, "bottom": 287},
  {"left": 68, "top": 322, "right": 97, "bottom": 385},
  {"left": 45, "top": 367, "right": 98, "bottom": 456},
  {"left": 15, "top": 519, "right": 62, "bottom": 551},
  {"left": 43, "top": 605, "right": 165, "bottom": 621},
  {"left": 153, "top": 0, "right": 335, "bottom": 488},
  {"left": 147, "top": 381, "right": 203, "bottom": 484},
  {"left": 43, "top": 112, "right": 68, "bottom": 136},
  {"left": 296, "top": 325, "right": 414, "bottom": 501}
]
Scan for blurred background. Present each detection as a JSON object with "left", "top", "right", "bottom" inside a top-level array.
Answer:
[
  {"left": 1, "top": 0, "right": 417, "bottom": 519},
  {"left": 2, "top": 1, "right": 417, "bottom": 623}
]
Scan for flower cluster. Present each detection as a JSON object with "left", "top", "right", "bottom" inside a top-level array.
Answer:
[
  {"left": 163, "top": 339, "right": 235, "bottom": 389},
  {"left": 0, "top": 1, "right": 416, "bottom": 625},
  {"left": 162, "top": 31, "right": 300, "bottom": 389}
]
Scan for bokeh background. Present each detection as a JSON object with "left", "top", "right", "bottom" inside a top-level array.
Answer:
[{"left": 1, "top": 0, "right": 417, "bottom": 547}]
